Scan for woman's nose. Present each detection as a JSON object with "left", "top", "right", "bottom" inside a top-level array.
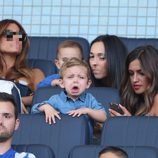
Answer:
[
  {"left": 91, "top": 57, "right": 98, "bottom": 65},
  {"left": 133, "top": 74, "right": 138, "bottom": 82}
]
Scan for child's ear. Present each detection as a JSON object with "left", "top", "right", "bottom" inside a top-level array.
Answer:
[
  {"left": 55, "top": 59, "right": 60, "bottom": 69},
  {"left": 59, "top": 79, "right": 64, "bottom": 88},
  {"left": 86, "top": 79, "right": 92, "bottom": 89}
]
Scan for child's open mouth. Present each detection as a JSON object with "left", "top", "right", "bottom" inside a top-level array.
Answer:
[{"left": 71, "top": 86, "right": 79, "bottom": 93}]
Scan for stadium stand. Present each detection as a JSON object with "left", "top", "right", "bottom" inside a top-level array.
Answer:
[
  {"left": 12, "top": 114, "right": 90, "bottom": 158},
  {"left": 120, "top": 37, "right": 158, "bottom": 53},
  {"left": 26, "top": 36, "right": 158, "bottom": 62},
  {"left": 27, "top": 36, "right": 90, "bottom": 61},
  {"left": 31, "top": 86, "right": 120, "bottom": 118},
  {"left": 32, "top": 86, "right": 120, "bottom": 107},
  {"left": 101, "top": 117, "right": 158, "bottom": 150},
  {"left": 69, "top": 145, "right": 158, "bottom": 158},
  {"left": 27, "top": 58, "right": 57, "bottom": 76}
]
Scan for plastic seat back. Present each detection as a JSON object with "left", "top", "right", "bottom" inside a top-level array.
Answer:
[
  {"left": 12, "top": 144, "right": 55, "bottom": 158},
  {"left": 101, "top": 117, "right": 158, "bottom": 148},
  {"left": 69, "top": 145, "right": 158, "bottom": 158},
  {"left": 13, "top": 114, "right": 90, "bottom": 158}
]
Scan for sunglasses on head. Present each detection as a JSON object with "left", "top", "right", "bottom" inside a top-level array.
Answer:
[{"left": 2, "top": 30, "right": 27, "bottom": 42}]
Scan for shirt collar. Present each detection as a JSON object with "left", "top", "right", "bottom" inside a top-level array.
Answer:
[{"left": 60, "top": 91, "right": 86, "bottom": 102}]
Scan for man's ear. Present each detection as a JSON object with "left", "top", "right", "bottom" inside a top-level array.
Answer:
[
  {"left": 86, "top": 79, "right": 92, "bottom": 89},
  {"left": 55, "top": 59, "right": 60, "bottom": 69},
  {"left": 14, "top": 118, "right": 20, "bottom": 131}
]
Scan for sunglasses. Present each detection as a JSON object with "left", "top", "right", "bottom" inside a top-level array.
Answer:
[{"left": 2, "top": 30, "right": 27, "bottom": 42}]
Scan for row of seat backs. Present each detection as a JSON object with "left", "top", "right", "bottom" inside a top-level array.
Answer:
[
  {"left": 12, "top": 117, "right": 158, "bottom": 158},
  {"left": 27, "top": 58, "right": 57, "bottom": 76},
  {"left": 12, "top": 87, "right": 120, "bottom": 158},
  {"left": 12, "top": 114, "right": 90, "bottom": 158},
  {"left": 101, "top": 116, "right": 158, "bottom": 147},
  {"left": 27, "top": 36, "right": 90, "bottom": 60},
  {"left": 27, "top": 36, "right": 158, "bottom": 62},
  {"left": 12, "top": 144, "right": 55, "bottom": 158},
  {"left": 69, "top": 116, "right": 158, "bottom": 158},
  {"left": 120, "top": 37, "right": 158, "bottom": 52},
  {"left": 69, "top": 145, "right": 158, "bottom": 158},
  {"left": 32, "top": 86, "right": 120, "bottom": 107},
  {"left": 12, "top": 143, "right": 158, "bottom": 158},
  {"left": 26, "top": 36, "right": 158, "bottom": 77}
]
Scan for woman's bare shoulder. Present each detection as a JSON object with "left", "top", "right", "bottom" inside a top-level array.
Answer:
[
  {"left": 32, "top": 68, "right": 45, "bottom": 84},
  {"left": 32, "top": 68, "right": 45, "bottom": 77}
]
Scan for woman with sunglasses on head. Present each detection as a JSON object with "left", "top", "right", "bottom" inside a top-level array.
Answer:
[
  {"left": 109, "top": 45, "right": 158, "bottom": 116},
  {"left": 0, "top": 19, "right": 45, "bottom": 113}
]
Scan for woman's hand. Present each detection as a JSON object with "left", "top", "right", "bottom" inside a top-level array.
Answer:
[{"left": 109, "top": 104, "right": 131, "bottom": 117}]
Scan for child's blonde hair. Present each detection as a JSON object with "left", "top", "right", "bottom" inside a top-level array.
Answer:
[
  {"left": 56, "top": 40, "right": 83, "bottom": 59},
  {"left": 59, "top": 57, "right": 91, "bottom": 80}
]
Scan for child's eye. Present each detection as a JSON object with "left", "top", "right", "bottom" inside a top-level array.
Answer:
[
  {"left": 79, "top": 76, "right": 84, "bottom": 79},
  {"left": 79, "top": 75, "right": 86, "bottom": 79},
  {"left": 67, "top": 76, "right": 73, "bottom": 78},
  {"left": 62, "top": 58, "right": 68, "bottom": 62},
  {"left": 89, "top": 55, "right": 94, "bottom": 59}
]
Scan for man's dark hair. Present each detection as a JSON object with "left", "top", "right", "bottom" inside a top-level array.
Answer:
[
  {"left": 99, "top": 146, "right": 128, "bottom": 158},
  {"left": 0, "top": 92, "right": 18, "bottom": 119}
]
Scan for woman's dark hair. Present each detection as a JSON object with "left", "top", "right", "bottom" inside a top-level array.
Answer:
[
  {"left": 120, "top": 45, "right": 158, "bottom": 115},
  {"left": 99, "top": 146, "right": 128, "bottom": 158},
  {"left": 89, "top": 34, "right": 128, "bottom": 88}
]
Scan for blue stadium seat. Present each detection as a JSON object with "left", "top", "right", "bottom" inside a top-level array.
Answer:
[
  {"left": 120, "top": 37, "right": 158, "bottom": 53},
  {"left": 27, "top": 36, "right": 90, "bottom": 60},
  {"left": 32, "top": 86, "right": 120, "bottom": 117},
  {"left": 12, "top": 114, "right": 90, "bottom": 158},
  {"left": 101, "top": 116, "right": 158, "bottom": 149},
  {"left": 69, "top": 145, "right": 158, "bottom": 158},
  {"left": 12, "top": 144, "right": 55, "bottom": 158},
  {"left": 27, "top": 58, "right": 57, "bottom": 76}
]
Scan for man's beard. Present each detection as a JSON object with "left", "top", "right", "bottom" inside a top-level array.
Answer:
[{"left": 0, "top": 127, "right": 14, "bottom": 142}]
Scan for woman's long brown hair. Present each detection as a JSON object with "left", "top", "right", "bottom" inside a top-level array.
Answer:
[
  {"left": 120, "top": 45, "right": 158, "bottom": 115},
  {"left": 0, "top": 19, "right": 34, "bottom": 90}
]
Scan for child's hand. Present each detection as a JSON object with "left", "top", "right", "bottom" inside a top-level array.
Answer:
[
  {"left": 51, "top": 79, "right": 61, "bottom": 86},
  {"left": 39, "top": 104, "right": 61, "bottom": 124},
  {"left": 68, "top": 108, "right": 88, "bottom": 117}
]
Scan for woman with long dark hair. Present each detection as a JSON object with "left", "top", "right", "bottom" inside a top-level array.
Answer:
[
  {"left": 110, "top": 45, "right": 158, "bottom": 116},
  {"left": 89, "top": 35, "right": 128, "bottom": 89}
]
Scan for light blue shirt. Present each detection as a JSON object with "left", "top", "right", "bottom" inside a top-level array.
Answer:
[{"left": 31, "top": 91, "right": 105, "bottom": 114}]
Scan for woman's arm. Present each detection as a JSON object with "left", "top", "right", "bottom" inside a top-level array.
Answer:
[{"left": 32, "top": 68, "right": 45, "bottom": 90}]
